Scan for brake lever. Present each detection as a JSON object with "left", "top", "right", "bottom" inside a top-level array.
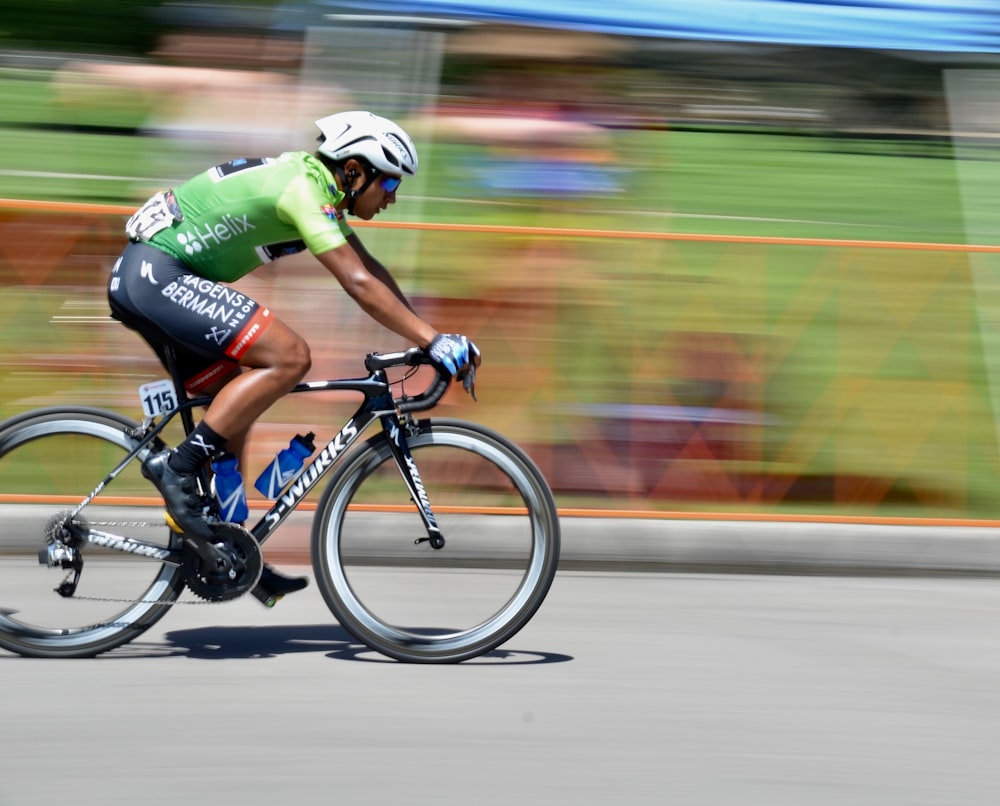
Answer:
[{"left": 462, "top": 364, "right": 478, "bottom": 401}]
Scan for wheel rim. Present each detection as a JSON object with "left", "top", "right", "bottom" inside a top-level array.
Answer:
[
  {"left": 318, "top": 425, "right": 557, "bottom": 659},
  {"left": 0, "top": 415, "right": 182, "bottom": 652}
]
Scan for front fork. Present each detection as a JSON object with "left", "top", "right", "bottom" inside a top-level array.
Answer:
[{"left": 381, "top": 414, "right": 445, "bottom": 549}]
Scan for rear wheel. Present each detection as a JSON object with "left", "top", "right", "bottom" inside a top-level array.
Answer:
[
  {"left": 312, "top": 419, "right": 560, "bottom": 663},
  {"left": 0, "top": 407, "right": 185, "bottom": 658}
]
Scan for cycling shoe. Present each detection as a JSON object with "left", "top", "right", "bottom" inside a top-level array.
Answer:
[
  {"left": 258, "top": 564, "right": 309, "bottom": 597},
  {"left": 141, "top": 449, "right": 214, "bottom": 540}
]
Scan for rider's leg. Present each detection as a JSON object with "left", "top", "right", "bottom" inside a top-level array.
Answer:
[
  {"left": 146, "top": 319, "right": 310, "bottom": 541},
  {"left": 167, "top": 319, "right": 310, "bottom": 473},
  {"left": 110, "top": 244, "right": 309, "bottom": 569},
  {"left": 161, "top": 320, "right": 312, "bottom": 595},
  {"left": 201, "top": 319, "right": 312, "bottom": 445}
]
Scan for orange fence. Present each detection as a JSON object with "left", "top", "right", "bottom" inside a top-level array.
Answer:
[{"left": 2, "top": 198, "right": 999, "bottom": 525}]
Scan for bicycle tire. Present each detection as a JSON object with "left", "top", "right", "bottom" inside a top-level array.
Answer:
[
  {"left": 0, "top": 407, "right": 185, "bottom": 658},
  {"left": 311, "top": 418, "right": 560, "bottom": 663}
]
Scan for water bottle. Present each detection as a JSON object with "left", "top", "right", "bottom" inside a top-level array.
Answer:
[
  {"left": 210, "top": 452, "right": 249, "bottom": 523},
  {"left": 254, "top": 432, "right": 316, "bottom": 499}
]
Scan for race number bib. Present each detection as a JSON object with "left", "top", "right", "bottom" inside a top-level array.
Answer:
[
  {"left": 125, "top": 190, "right": 184, "bottom": 242},
  {"left": 138, "top": 379, "right": 177, "bottom": 417}
]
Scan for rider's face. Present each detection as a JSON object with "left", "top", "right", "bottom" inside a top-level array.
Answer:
[
  {"left": 341, "top": 161, "right": 401, "bottom": 220},
  {"left": 352, "top": 175, "right": 399, "bottom": 220}
]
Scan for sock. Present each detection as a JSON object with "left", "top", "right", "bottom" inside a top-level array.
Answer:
[{"left": 168, "top": 421, "right": 226, "bottom": 475}]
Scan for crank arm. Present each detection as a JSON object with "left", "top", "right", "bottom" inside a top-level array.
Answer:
[{"left": 184, "top": 536, "right": 234, "bottom": 575}]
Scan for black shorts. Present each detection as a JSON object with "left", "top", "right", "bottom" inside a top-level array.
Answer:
[{"left": 108, "top": 241, "right": 273, "bottom": 393}]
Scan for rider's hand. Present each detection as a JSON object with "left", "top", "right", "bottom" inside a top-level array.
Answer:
[{"left": 426, "top": 334, "right": 481, "bottom": 397}]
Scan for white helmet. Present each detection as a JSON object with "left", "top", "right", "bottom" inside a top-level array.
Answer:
[{"left": 315, "top": 111, "right": 418, "bottom": 177}]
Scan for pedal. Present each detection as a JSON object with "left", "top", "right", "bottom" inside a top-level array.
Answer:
[
  {"left": 251, "top": 586, "right": 282, "bottom": 608},
  {"left": 164, "top": 512, "right": 184, "bottom": 534},
  {"left": 164, "top": 509, "right": 218, "bottom": 534}
]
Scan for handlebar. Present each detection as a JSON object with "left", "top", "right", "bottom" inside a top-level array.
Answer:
[{"left": 365, "top": 348, "right": 451, "bottom": 414}]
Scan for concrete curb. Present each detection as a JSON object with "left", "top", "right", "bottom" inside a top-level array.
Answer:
[
  {"left": 260, "top": 512, "right": 1000, "bottom": 575},
  {"left": 553, "top": 517, "right": 1000, "bottom": 574}
]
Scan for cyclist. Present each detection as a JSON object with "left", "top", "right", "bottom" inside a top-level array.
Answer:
[{"left": 107, "top": 110, "right": 480, "bottom": 598}]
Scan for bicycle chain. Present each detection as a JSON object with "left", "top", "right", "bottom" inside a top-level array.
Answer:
[
  {"left": 51, "top": 593, "right": 219, "bottom": 631},
  {"left": 56, "top": 582, "right": 223, "bottom": 607},
  {"left": 58, "top": 522, "right": 260, "bottom": 606},
  {"left": 89, "top": 521, "right": 166, "bottom": 528}
]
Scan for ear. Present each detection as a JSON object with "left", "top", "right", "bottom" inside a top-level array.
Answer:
[{"left": 343, "top": 159, "right": 363, "bottom": 185}]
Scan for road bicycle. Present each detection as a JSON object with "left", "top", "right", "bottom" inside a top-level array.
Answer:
[{"left": 0, "top": 348, "right": 560, "bottom": 662}]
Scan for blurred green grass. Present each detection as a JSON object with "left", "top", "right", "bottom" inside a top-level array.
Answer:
[{"left": 1, "top": 67, "right": 988, "bottom": 243}]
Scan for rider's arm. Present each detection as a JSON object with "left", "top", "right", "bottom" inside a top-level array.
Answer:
[
  {"left": 316, "top": 243, "right": 437, "bottom": 348},
  {"left": 345, "top": 232, "right": 416, "bottom": 312}
]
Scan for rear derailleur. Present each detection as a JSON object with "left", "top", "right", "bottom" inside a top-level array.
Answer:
[{"left": 39, "top": 512, "right": 86, "bottom": 597}]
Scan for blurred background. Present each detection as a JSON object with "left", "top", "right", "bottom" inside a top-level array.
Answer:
[{"left": 3, "top": 0, "right": 1000, "bottom": 518}]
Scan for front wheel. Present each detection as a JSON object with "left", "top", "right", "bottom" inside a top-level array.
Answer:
[
  {"left": 312, "top": 419, "right": 560, "bottom": 663},
  {"left": 0, "top": 407, "right": 185, "bottom": 658}
]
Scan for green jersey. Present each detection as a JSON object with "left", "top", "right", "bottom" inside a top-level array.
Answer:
[{"left": 144, "top": 151, "right": 353, "bottom": 283}]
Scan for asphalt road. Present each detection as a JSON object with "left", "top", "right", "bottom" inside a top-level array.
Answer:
[{"left": 3, "top": 566, "right": 1000, "bottom": 805}]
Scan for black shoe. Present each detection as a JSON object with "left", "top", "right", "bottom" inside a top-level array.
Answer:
[
  {"left": 258, "top": 564, "right": 309, "bottom": 597},
  {"left": 141, "top": 450, "right": 214, "bottom": 540}
]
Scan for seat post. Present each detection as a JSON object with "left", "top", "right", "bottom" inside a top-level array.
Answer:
[{"left": 161, "top": 346, "right": 197, "bottom": 437}]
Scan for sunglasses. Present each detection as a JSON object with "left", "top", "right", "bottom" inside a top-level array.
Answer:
[{"left": 378, "top": 174, "right": 402, "bottom": 193}]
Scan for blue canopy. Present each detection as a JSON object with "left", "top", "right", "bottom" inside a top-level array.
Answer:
[{"left": 320, "top": 0, "right": 1000, "bottom": 53}]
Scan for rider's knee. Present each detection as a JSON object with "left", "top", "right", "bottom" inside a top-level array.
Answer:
[{"left": 282, "top": 336, "right": 312, "bottom": 379}]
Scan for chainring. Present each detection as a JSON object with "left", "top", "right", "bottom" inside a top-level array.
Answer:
[{"left": 182, "top": 522, "right": 262, "bottom": 602}]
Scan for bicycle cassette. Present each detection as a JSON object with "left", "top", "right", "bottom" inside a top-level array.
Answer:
[{"left": 182, "top": 522, "right": 262, "bottom": 602}]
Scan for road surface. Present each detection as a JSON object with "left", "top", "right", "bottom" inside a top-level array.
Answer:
[{"left": 2, "top": 567, "right": 1000, "bottom": 805}]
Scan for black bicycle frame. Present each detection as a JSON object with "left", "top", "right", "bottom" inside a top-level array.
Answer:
[
  {"left": 252, "top": 376, "right": 443, "bottom": 548},
  {"left": 67, "top": 363, "right": 446, "bottom": 566}
]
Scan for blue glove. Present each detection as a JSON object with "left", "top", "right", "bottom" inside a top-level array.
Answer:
[{"left": 427, "top": 333, "right": 480, "bottom": 379}]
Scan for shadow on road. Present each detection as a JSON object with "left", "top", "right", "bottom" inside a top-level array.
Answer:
[{"left": 155, "top": 623, "right": 573, "bottom": 665}]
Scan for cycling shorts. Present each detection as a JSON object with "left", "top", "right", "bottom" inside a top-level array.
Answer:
[{"left": 108, "top": 241, "right": 273, "bottom": 393}]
